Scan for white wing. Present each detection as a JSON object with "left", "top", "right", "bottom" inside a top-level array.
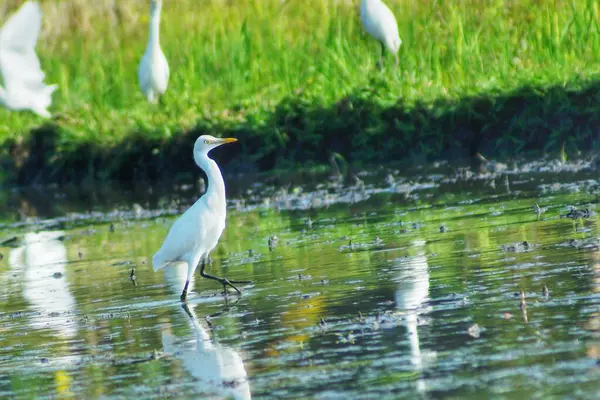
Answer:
[
  {"left": 361, "top": 0, "right": 402, "bottom": 53},
  {"left": 153, "top": 199, "right": 210, "bottom": 270},
  {"left": 0, "top": 1, "right": 45, "bottom": 92}
]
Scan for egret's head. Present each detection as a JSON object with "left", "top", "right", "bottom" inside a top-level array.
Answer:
[{"left": 194, "top": 135, "right": 238, "bottom": 156}]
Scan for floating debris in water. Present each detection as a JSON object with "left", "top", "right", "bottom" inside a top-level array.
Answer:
[
  {"left": 467, "top": 324, "right": 482, "bottom": 338},
  {"left": 112, "top": 260, "right": 134, "bottom": 267},
  {"left": 533, "top": 203, "right": 547, "bottom": 219},
  {"left": 339, "top": 237, "right": 385, "bottom": 253},
  {"left": 520, "top": 290, "right": 529, "bottom": 323},
  {"left": 306, "top": 217, "right": 313, "bottom": 228},
  {"left": 336, "top": 332, "right": 356, "bottom": 344},
  {"left": 503, "top": 312, "right": 513, "bottom": 320},
  {"left": 132, "top": 203, "right": 145, "bottom": 218},
  {"left": 53, "top": 272, "right": 63, "bottom": 279},
  {"left": 130, "top": 268, "right": 137, "bottom": 287},
  {"left": 561, "top": 207, "right": 592, "bottom": 220},
  {"left": 440, "top": 225, "right": 446, "bottom": 233},
  {"left": 372, "top": 312, "right": 381, "bottom": 330},
  {"left": 563, "top": 238, "right": 600, "bottom": 250},
  {"left": 542, "top": 285, "right": 550, "bottom": 297},
  {"left": 501, "top": 241, "right": 531, "bottom": 253},
  {"left": 268, "top": 236, "right": 279, "bottom": 252},
  {"left": 0, "top": 253, "right": 3, "bottom": 261},
  {"left": 319, "top": 317, "right": 328, "bottom": 331},
  {"left": 78, "top": 250, "right": 83, "bottom": 259},
  {"left": 386, "top": 174, "right": 396, "bottom": 186},
  {"left": 339, "top": 239, "right": 354, "bottom": 252},
  {"left": 520, "top": 290, "right": 527, "bottom": 310},
  {"left": 109, "top": 223, "right": 116, "bottom": 233}
]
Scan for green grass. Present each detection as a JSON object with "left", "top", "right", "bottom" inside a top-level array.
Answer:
[{"left": 1, "top": 0, "right": 600, "bottom": 181}]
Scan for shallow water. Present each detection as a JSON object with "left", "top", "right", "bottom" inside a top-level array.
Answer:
[{"left": 1, "top": 161, "right": 600, "bottom": 399}]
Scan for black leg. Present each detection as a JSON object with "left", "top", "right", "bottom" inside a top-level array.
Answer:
[
  {"left": 378, "top": 42, "right": 386, "bottom": 70},
  {"left": 180, "top": 280, "right": 190, "bottom": 302},
  {"left": 181, "top": 302, "right": 193, "bottom": 318},
  {"left": 199, "top": 260, "right": 251, "bottom": 295}
]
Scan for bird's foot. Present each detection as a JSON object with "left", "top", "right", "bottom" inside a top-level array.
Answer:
[
  {"left": 180, "top": 292, "right": 188, "bottom": 302},
  {"left": 220, "top": 278, "right": 252, "bottom": 295}
]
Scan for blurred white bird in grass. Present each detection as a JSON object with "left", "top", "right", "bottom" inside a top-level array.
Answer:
[
  {"left": 360, "top": 0, "right": 402, "bottom": 72},
  {"left": 153, "top": 135, "right": 251, "bottom": 301},
  {"left": 139, "top": 0, "right": 169, "bottom": 104},
  {"left": 0, "top": 1, "right": 57, "bottom": 118}
]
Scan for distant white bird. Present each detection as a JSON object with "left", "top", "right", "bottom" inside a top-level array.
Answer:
[
  {"left": 162, "top": 304, "right": 252, "bottom": 400},
  {"left": 153, "top": 135, "right": 249, "bottom": 301},
  {"left": 360, "top": 0, "right": 402, "bottom": 72},
  {"left": 0, "top": 1, "right": 57, "bottom": 118},
  {"left": 138, "top": 0, "right": 169, "bottom": 104}
]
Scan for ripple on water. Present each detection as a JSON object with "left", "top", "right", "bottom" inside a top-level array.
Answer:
[{"left": 1, "top": 165, "right": 600, "bottom": 398}]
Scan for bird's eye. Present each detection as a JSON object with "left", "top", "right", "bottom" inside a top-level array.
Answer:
[{"left": 204, "top": 140, "right": 210, "bottom": 144}]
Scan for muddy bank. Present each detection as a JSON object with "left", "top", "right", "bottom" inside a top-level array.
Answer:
[{"left": 2, "top": 79, "right": 600, "bottom": 186}]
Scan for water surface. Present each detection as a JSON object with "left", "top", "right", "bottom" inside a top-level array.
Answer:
[{"left": 1, "top": 160, "right": 599, "bottom": 399}]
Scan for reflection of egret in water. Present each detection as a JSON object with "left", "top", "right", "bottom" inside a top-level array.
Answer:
[
  {"left": 161, "top": 265, "right": 251, "bottom": 399},
  {"left": 584, "top": 250, "right": 600, "bottom": 362},
  {"left": 393, "top": 239, "right": 433, "bottom": 392},
  {"left": 9, "top": 231, "right": 77, "bottom": 339},
  {"left": 162, "top": 303, "right": 252, "bottom": 400},
  {"left": 162, "top": 261, "right": 195, "bottom": 299}
]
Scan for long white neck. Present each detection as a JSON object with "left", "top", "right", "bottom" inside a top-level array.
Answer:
[
  {"left": 194, "top": 152, "right": 227, "bottom": 214},
  {"left": 149, "top": 1, "right": 162, "bottom": 49}
]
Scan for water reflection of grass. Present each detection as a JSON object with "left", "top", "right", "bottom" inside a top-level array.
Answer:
[
  {"left": 1, "top": 0, "right": 600, "bottom": 182},
  {"left": 0, "top": 181, "right": 599, "bottom": 397}
]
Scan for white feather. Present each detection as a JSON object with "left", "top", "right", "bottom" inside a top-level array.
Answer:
[
  {"left": 0, "top": 1, "right": 56, "bottom": 118},
  {"left": 360, "top": 0, "right": 402, "bottom": 53}
]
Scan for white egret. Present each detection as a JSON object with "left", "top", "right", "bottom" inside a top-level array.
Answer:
[
  {"left": 0, "top": 1, "right": 57, "bottom": 118},
  {"left": 360, "top": 0, "right": 402, "bottom": 72},
  {"left": 153, "top": 135, "right": 249, "bottom": 301},
  {"left": 138, "top": 0, "right": 169, "bottom": 104}
]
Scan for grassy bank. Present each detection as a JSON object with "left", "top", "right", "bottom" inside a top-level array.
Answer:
[{"left": 1, "top": 0, "right": 600, "bottom": 184}]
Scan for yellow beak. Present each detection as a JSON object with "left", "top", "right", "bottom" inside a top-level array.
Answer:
[{"left": 218, "top": 137, "right": 238, "bottom": 144}]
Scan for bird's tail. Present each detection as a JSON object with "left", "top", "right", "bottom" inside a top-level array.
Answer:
[
  {"left": 391, "top": 37, "right": 402, "bottom": 53},
  {"left": 152, "top": 251, "right": 167, "bottom": 272},
  {"left": 33, "top": 84, "right": 58, "bottom": 117}
]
